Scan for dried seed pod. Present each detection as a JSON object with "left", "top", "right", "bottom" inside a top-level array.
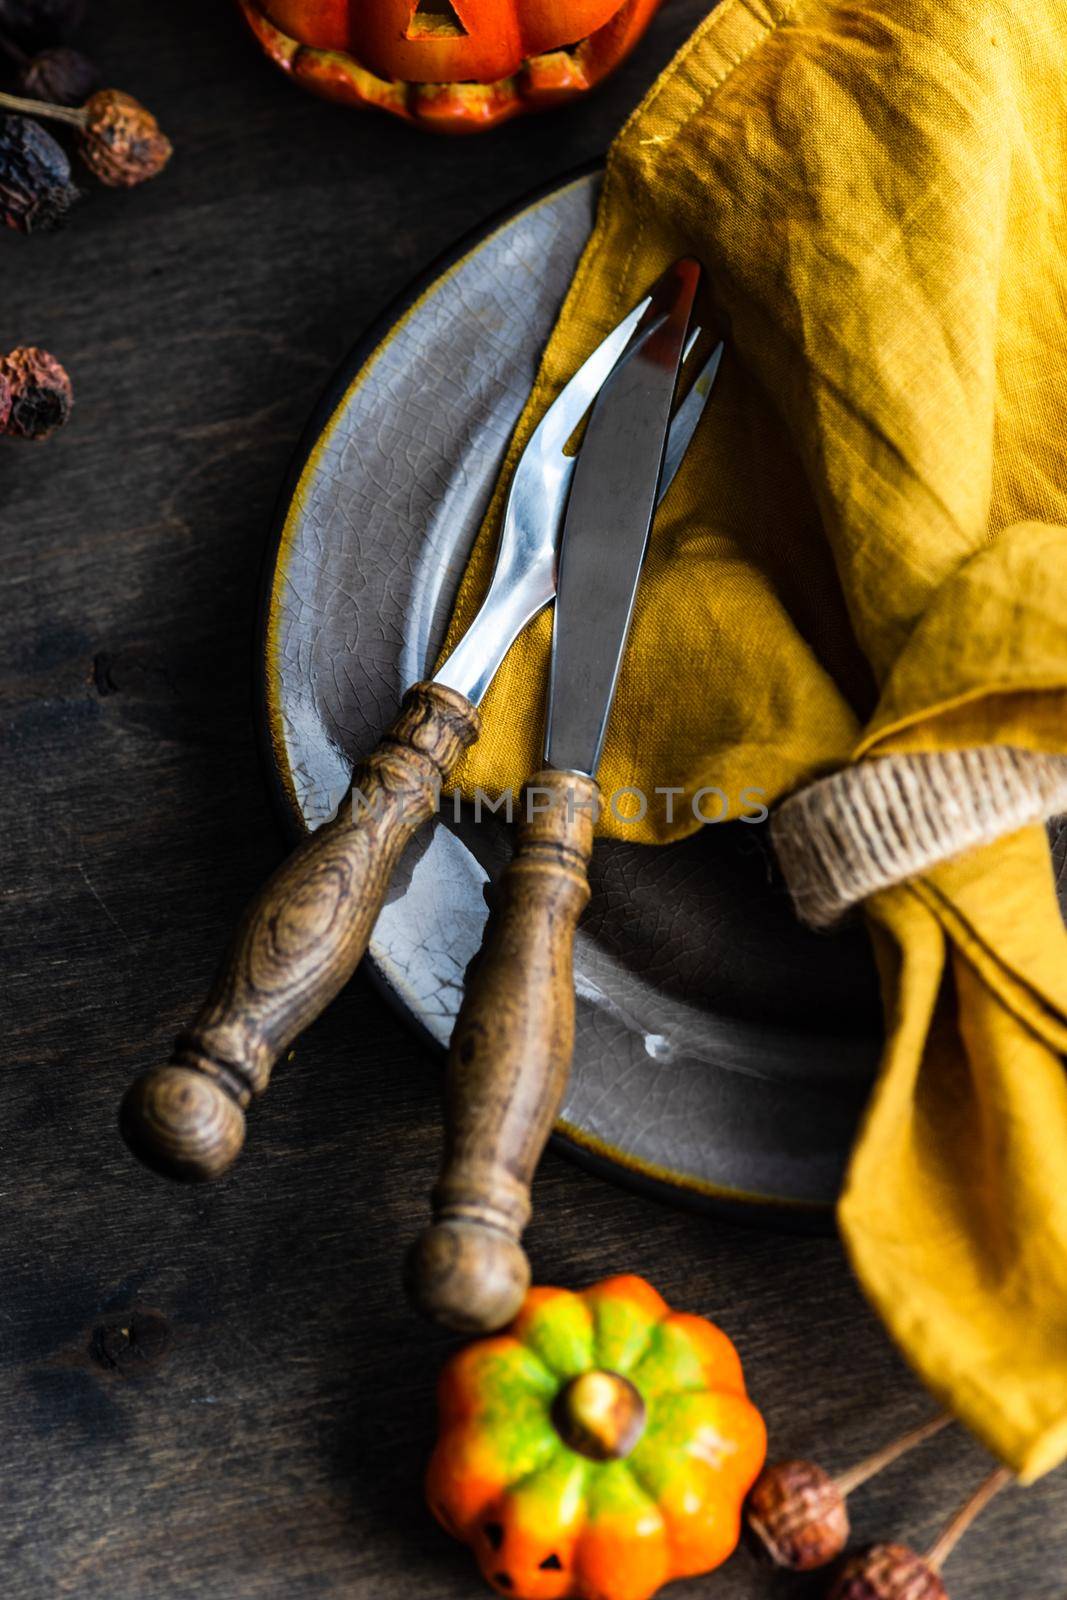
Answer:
[
  {"left": 0, "top": 113, "right": 79, "bottom": 231},
  {"left": 0, "top": 345, "right": 73, "bottom": 440},
  {"left": 745, "top": 1417, "right": 950, "bottom": 1573},
  {"left": 828, "top": 1543, "right": 947, "bottom": 1600},
  {"left": 0, "top": 0, "right": 86, "bottom": 50},
  {"left": 827, "top": 1464, "right": 1012, "bottom": 1600},
  {"left": 19, "top": 45, "right": 98, "bottom": 106},
  {"left": 746, "top": 1459, "right": 849, "bottom": 1571},
  {"left": 79, "top": 89, "right": 171, "bottom": 188},
  {"left": 0, "top": 87, "right": 172, "bottom": 191}
]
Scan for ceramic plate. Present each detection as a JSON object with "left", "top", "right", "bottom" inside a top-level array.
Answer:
[{"left": 259, "top": 171, "right": 886, "bottom": 1217}]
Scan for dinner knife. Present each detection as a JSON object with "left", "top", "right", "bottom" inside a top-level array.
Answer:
[
  {"left": 408, "top": 258, "right": 704, "bottom": 1332},
  {"left": 119, "top": 285, "right": 713, "bottom": 1183}
]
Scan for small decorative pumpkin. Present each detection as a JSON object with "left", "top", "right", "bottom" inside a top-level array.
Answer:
[
  {"left": 428, "top": 1275, "right": 767, "bottom": 1600},
  {"left": 236, "top": 0, "right": 666, "bottom": 133}
]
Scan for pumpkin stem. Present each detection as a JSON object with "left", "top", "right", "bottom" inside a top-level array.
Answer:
[{"left": 553, "top": 1371, "right": 646, "bottom": 1461}]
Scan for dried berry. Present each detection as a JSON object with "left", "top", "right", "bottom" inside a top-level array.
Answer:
[
  {"left": 747, "top": 1460, "right": 849, "bottom": 1571},
  {"left": 0, "top": 346, "right": 73, "bottom": 440},
  {"left": 19, "top": 45, "right": 97, "bottom": 106},
  {"left": 0, "top": 0, "right": 85, "bottom": 50},
  {"left": 0, "top": 83, "right": 172, "bottom": 192},
  {"left": 79, "top": 89, "right": 171, "bottom": 188},
  {"left": 745, "top": 1416, "right": 949, "bottom": 1574},
  {"left": 826, "top": 1463, "right": 1012, "bottom": 1600},
  {"left": 828, "top": 1543, "right": 946, "bottom": 1600},
  {"left": 0, "top": 113, "right": 79, "bottom": 231}
]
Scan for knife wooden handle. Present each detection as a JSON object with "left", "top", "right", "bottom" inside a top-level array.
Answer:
[
  {"left": 119, "top": 682, "right": 480, "bottom": 1182},
  {"left": 406, "top": 769, "right": 597, "bottom": 1333}
]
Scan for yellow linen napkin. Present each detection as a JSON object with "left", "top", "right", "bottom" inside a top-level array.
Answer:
[{"left": 439, "top": 0, "right": 1067, "bottom": 1478}]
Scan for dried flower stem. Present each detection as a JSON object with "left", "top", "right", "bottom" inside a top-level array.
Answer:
[
  {"left": 0, "top": 86, "right": 84, "bottom": 125},
  {"left": 835, "top": 1414, "right": 952, "bottom": 1498},
  {"left": 924, "top": 1465, "right": 1012, "bottom": 1573}
]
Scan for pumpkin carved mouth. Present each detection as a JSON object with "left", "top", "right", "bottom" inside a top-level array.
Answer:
[{"left": 237, "top": 0, "right": 667, "bottom": 132}]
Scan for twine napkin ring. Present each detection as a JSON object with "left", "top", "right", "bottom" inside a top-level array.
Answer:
[{"left": 771, "top": 747, "right": 1067, "bottom": 930}]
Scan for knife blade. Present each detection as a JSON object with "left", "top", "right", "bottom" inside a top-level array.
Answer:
[{"left": 546, "top": 256, "right": 702, "bottom": 777}]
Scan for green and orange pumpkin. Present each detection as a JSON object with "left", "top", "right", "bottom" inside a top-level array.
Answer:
[
  {"left": 236, "top": 0, "right": 667, "bottom": 132},
  {"left": 428, "top": 1275, "right": 767, "bottom": 1600}
]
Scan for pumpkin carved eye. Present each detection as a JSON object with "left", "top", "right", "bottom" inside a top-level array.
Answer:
[
  {"left": 539, "top": 1554, "right": 563, "bottom": 1571},
  {"left": 407, "top": 0, "right": 467, "bottom": 39},
  {"left": 483, "top": 1521, "right": 504, "bottom": 1551}
]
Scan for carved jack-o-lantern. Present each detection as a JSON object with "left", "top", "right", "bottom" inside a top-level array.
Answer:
[{"left": 237, "top": 0, "right": 667, "bottom": 132}]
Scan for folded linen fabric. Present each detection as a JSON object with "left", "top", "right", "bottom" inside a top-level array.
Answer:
[{"left": 438, "top": 0, "right": 1067, "bottom": 1479}]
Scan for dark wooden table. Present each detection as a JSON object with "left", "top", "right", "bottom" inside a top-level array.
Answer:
[{"left": 2, "top": 3, "right": 1063, "bottom": 1595}]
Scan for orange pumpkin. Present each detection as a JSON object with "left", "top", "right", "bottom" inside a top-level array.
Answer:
[
  {"left": 428, "top": 1275, "right": 767, "bottom": 1600},
  {"left": 236, "top": 0, "right": 667, "bottom": 132}
]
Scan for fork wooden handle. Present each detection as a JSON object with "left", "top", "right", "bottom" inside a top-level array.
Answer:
[
  {"left": 407, "top": 769, "right": 597, "bottom": 1333},
  {"left": 119, "top": 682, "right": 480, "bottom": 1182}
]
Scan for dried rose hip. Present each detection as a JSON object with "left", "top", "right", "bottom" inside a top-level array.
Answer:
[
  {"left": 0, "top": 346, "right": 73, "bottom": 440},
  {"left": 79, "top": 89, "right": 171, "bottom": 188},
  {"left": 0, "top": 113, "right": 79, "bottom": 231},
  {"left": 746, "top": 1459, "right": 850, "bottom": 1571},
  {"left": 745, "top": 1417, "right": 950, "bottom": 1574},
  {"left": 828, "top": 1543, "right": 947, "bottom": 1600}
]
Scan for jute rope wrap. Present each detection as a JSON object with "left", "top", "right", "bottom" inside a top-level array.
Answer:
[{"left": 771, "top": 747, "right": 1067, "bottom": 929}]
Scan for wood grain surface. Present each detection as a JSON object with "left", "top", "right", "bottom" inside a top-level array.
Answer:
[{"left": 2, "top": 2, "right": 1065, "bottom": 1596}]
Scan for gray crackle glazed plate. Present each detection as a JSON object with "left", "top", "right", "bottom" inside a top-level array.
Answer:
[{"left": 259, "top": 170, "right": 886, "bottom": 1218}]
